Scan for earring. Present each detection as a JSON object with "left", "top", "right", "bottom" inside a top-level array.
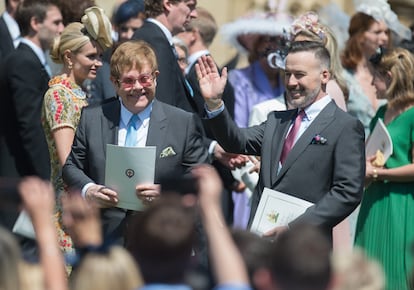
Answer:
[{"left": 68, "top": 63, "right": 73, "bottom": 70}]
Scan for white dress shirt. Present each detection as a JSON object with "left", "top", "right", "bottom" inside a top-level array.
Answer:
[{"left": 2, "top": 11, "right": 20, "bottom": 48}]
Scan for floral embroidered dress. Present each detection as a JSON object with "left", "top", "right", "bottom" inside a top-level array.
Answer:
[{"left": 42, "top": 75, "right": 88, "bottom": 259}]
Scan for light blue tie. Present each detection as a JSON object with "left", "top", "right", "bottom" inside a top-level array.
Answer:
[
  {"left": 184, "top": 79, "right": 194, "bottom": 97},
  {"left": 125, "top": 114, "right": 140, "bottom": 147}
]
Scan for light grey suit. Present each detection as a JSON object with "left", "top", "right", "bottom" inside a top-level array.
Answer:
[
  {"left": 63, "top": 98, "right": 209, "bottom": 242},
  {"left": 207, "top": 101, "right": 365, "bottom": 240}
]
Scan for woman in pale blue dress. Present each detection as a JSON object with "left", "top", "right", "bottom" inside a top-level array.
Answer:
[{"left": 341, "top": 12, "right": 389, "bottom": 137}]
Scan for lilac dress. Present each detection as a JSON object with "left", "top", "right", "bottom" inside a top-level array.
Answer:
[
  {"left": 228, "top": 60, "right": 284, "bottom": 128},
  {"left": 228, "top": 61, "right": 284, "bottom": 228}
]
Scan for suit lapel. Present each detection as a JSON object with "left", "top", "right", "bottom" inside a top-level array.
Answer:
[
  {"left": 0, "top": 17, "right": 15, "bottom": 53},
  {"left": 187, "top": 64, "right": 205, "bottom": 114},
  {"left": 146, "top": 100, "right": 168, "bottom": 149},
  {"left": 270, "top": 109, "right": 296, "bottom": 184},
  {"left": 101, "top": 99, "right": 120, "bottom": 153},
  {"left": 18, "top": 43, "right": 49, "bottom": 81},
  {"left": 275, "top": 102, "right": 336, "bottom": 183},
  {"left": 146, "top": 21, "right": 198, "bottom": 113}
]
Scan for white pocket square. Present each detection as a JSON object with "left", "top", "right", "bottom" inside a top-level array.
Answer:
[{"left": 160, "top": 146, "right": 176, "bottom": 158}]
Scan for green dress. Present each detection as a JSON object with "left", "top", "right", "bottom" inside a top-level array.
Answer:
[{"left": 355, "top": 105, "right": 414, "bottom": 290}]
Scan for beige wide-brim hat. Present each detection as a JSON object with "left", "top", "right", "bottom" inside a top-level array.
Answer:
[{"left": 220, "top": 11, "right": 292, "bottom": 54}]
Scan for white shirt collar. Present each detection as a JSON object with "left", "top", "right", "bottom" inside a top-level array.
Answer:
[
  {"left": 146, "top": 18, "right": 173, "bottom": 45},
  {"left": 20, "top": 38, "right": 47, "bottom": 65},
  {"left": 2, "top": 11, "right": 20, "bottom": 47},
  {"left": 303, "top": 94, "right": 332, "bottom": 121},
  {"left": 185, "top": 50, "right": 209, "bottom": 75}
]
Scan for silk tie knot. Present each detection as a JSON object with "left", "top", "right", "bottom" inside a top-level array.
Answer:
[
  {"left": 280, "top": 110, "right": 306, "bottom": 165},
  {"left": 129, "top": 114, "right": 139, "bottom": 129}
]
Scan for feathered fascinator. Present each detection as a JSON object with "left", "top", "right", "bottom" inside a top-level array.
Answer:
[
  {"left": 354, "top": 0, "right": 412, "bottom": 40},
  {"left": 317, "top": 3, "right": 350, "bottom": 51},
  {"left": 290, "top": 11, "right": 326, "bottom": 41},
  {"left": 81, "top": 6, "right": 113, "bottom": 50},
  {"left": 219, "top": 11, "right": 292, "bottom": 54}
]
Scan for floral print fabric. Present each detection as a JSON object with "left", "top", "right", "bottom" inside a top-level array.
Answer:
[{"left": 42, "top": 75, "right": 88, "bottom": 272}]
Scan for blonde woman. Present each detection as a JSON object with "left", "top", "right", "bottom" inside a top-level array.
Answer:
[
  {"left": 41, "top": 6, "right": 112, "bottom": 265},
  {"left": 0, "top": 226, "right": 21, "bottom": 290},
  {"left": 69, "top": 246, "right": 143, "bottom": 290},
  {"left": 62, "top": 186, "right": 143, "bottom": 290},
  {"left": 332, "top": 248, "right": 385, "bottom": 290}
]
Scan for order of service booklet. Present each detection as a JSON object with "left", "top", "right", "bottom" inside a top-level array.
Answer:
[
  {"left": 365, "top": 118, "right": 393, "bottom": 162},
  {"left": 105, "top": 144, "right": 156, "bottom": 211},
  {"left": 12, "top": 210, "right": 36, "bottom": 239},
  {"left": 250, "top": 187, "right": 314, "bottom": 235}
]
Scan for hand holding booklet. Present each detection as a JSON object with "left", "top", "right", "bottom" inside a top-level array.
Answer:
[
  {"left": 250, "top": 188, "right": 313, "bottom": 235},
  {"left": 105, "top": 144, "right": 156, "bottom": 211},
  {"left": 365, "top": 118, "right": 393, "bottom": 163}
]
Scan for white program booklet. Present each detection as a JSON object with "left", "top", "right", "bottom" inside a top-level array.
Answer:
[
  {"left": 365, "top": 118, "right": 393, "bottom": 161},
  {"left": 105, "top": 144, "right": 156, "bottom": 211},
  {"left": 12, "top": 210, "right": 36, "bottom": 239},
  {"left": 250, "top": 187, "right": 314, "bottom": 235}
]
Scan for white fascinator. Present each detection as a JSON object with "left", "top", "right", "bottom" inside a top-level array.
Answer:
[
  {"left": 354, "top": 0, "right": 412, "bottom": 41},
  {"left": 81, "top": 6, "right": 113, "bottom": 50}
]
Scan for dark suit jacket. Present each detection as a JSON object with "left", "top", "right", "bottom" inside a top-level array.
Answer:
[
  {"left": 132, "top": 22, "right": 238, "bottom": 193},
  {"left": 89, "top": 48, "right": 116, "bottom": 105},
  {"left": 207, "top": 101, "right": 365, "bottom": 239},
  {"left": 132, "top": 21, "right": 196, "bottom": 112},
  {"left": 0, "top": 42, "right": 51, "bottom": 180},
  {"left": 187, "top": 60, "right": 235, "bottom": 120},
  {"left": 186, "top": 60, "right": 238, "bottom": 191},
  {"left": 0, "top": 15, "right": 15, "bottom": 64},
  {"left": 0, "top": 42, "right": 50, "bottom": 233},
  {"left": 62, "top": 98, "right": 209, "bottom": 242}
]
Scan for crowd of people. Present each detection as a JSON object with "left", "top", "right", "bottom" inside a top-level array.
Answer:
[{"left": 0, "top": 0, "right": 414, "bottom": 290}]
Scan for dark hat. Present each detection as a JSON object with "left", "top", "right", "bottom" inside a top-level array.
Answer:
[{"left": 114, "top": 0, "right": 144, "bottom": 25}]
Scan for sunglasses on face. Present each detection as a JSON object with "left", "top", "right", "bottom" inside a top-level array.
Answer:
[{"left": 118, "top": 73, "right": 155, "bottom": 89}]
